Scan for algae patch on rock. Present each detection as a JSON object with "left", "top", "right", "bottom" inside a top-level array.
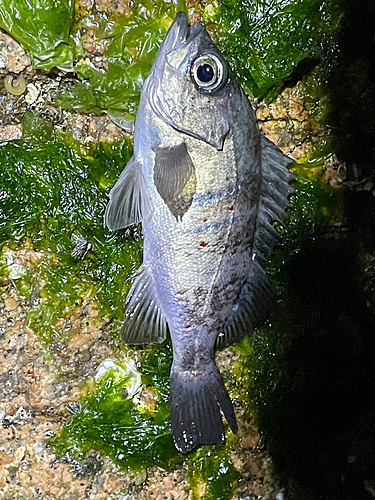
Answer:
[
  {"left": 226, "top": 159, "right": 346, "bottom": 428},
  {"left": 203, "top": 0, "right": 342, "bottom": 98},
  {"left": 0, "top": 110, "right": 248, "bottom": 499},
  {"left": 0, "top": 0, "right": 80, "bottom": 71},
  {"left": 51, "top": 340, "right": 243, "bottom": 499},
  {"left": 0, "top": 112, "right": 142, "bottom": 344},
  {"left": 55, "top": 0, "right": 188, "bottom": 116},
  {"left": 188, "top": 445, "right": 242, "bottom": 500},
  {"left": 50, "top": 357, "right": 181, "bottom": 472}
]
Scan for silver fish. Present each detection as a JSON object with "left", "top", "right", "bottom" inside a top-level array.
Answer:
[{"left": 105, "top": 12, "right": 295, "bottom": 453}]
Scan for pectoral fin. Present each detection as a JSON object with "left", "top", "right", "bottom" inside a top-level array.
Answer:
[
  {"left": 105, "top": 156, "right": 151, "bottom": 230},
  {"left": 154, "top": 143, "right": 196, "bottom": 219}
]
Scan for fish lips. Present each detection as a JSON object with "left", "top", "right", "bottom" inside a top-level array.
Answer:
[{"left": 163, "top": 12, "right": 203, "bottom": 53}]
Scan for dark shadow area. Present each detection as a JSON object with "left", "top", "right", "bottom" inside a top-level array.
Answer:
[
  {"left": 282, "top": 58, "right": 321, "bottom": 90},
  {"left": 258, "top": 1, "right": 375, "bottom": 497},
  {"left": 327, "top": 0, "right": 375, "bottom": 182},
  {"left": 262, "top": 216, "right": 375, "bottom": 500}
]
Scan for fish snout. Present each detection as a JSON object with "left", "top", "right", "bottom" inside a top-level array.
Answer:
[{"left": 163, "top": 12, "right": 189, "bottom": 53}]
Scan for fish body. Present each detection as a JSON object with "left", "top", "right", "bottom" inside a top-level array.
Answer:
[{"left": 106, "top": 12, "right": 294, "bottom": 453}]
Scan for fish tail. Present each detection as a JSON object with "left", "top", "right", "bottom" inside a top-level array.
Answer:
[{"left": 170, "top": 363, "right": 238, "bottom": 453}]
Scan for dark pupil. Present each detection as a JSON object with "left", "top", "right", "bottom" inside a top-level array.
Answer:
[{"left": 197, "top": 63, "right": 214, "bottom": 83}]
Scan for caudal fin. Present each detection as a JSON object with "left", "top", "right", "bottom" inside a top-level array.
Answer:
[{"left": 170, "top": 364, "right": 238, "bottom": 453}]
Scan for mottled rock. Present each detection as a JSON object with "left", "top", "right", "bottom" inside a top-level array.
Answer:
[
  {"left": 82, "top": 29, "right": 112, "bottom": 55},
  {"left": 0, "top": 30, "right": 31, "bottom": 74},
  {"left": 95, "top": 0, "right": 132, "bottom": 15},
  {"left": 0, "top": 124, "right": 21, "bottom": 142},
  {"left": 62, "top": 113, "right": 125, "bottom": 143}
]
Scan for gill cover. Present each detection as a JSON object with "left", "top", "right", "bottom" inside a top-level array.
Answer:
[{"left": 148, "top": 12, "right": 232, "bottom": 150}]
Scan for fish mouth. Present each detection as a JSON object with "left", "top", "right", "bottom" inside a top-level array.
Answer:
[{"left": 165, "top": 12, "right": 203, "bottom": 52}]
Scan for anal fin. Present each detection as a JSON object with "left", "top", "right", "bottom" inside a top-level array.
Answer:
[{"left": 122, "top": 263, "right": 168, "bottom": 345}]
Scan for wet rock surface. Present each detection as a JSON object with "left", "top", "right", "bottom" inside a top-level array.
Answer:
[
  {"left": 1, "top": 2, "right": 375, "bottom": 499},
  {"left": 0, "top": 275, "right": 283, "bottom": 499},
  {"left": 0, "top": 26, "right": 295, "bottom": 500},
  {"left": 0, "top": 30, "right": 31, "bottom": 75},
  {"left": 0, "top": 29, "right": 288, "bottom": 498}
]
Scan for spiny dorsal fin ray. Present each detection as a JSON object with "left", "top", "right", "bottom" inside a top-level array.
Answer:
[
  {"left": 216, "top": 135, "right": 295, "bottom": 349},
  {"left": 256, "top": 134, "right": 295, "bottom": 263},
  {"left": 154, "top": 143, "right": 196, "bottom": 219},
  {"left": 121, "top": 263, "right": 168, "bottom": 344},
  {"left": 105, "top": 156, "right": 152, "bottom": 230}
]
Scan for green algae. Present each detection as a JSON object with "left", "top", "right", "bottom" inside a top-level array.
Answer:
[
  {"left": 0, "top": 97, "right": 245, "bottom": 500},
  {"left": 51, "top": 363, "right": 181, "bottom": 471},
  {"left": 0, "top": 0, "right": 186, "bottom": 113},
  {"left": 1, "top": 112, "right": 243, "bottom": 493},
  {"left": 228, "top": 162, "right": 346, "bottom": 432},
  {"left": 0, "top": 0, "right": 341, "bottom": 115},
  {"left": 57, "top": 0, "right": 342, "bottom": 113},
  {"left": 285, "top": 163, "right": 345, "bottom": 242},
  {"left": 189, "top": 445, "right": 242, "bottom": 500},
  {"left": 51, "top": 342, "right": 243, "bottom": 498},
  {"left": 0, "top": 112, "right": 142, "bottom": 343},
  {"left": 51, "top": 337, "right": 243, "bottom": 497},
  {"left": 203, "top": 0, "right": 342, "bottom": 98},
  {"left": 0, "top": 0, "right": 80, "bottom": 71},
  {"left": 267, "top": 160, "right": 346, "bottom": 317},
  {"left": 248, "top": 176, "right": 375, "bottom": 496},
  {"left": 141, "top": 342, "right": 173, "bottom": 403},
  {"left": 56, "top": 0, "right": 187, "bottom": 116}
]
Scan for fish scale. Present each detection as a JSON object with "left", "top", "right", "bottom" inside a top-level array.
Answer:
[{"left": 105, "top": 12, "right": 295, "bottom": 453}]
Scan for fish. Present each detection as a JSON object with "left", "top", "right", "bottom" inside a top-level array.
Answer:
[{"left": 105, "top": 12, "right": 295, "bottom": 453}]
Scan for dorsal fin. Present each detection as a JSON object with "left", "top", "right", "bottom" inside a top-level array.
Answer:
[
  {"left": 216, "top": 135, "right": 295, "bottom": 349},
  {"left": 254, "top": 134, "right": 295, "bottom": 266}
]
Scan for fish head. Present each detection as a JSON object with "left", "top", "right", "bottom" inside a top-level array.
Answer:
[{"left": 147, "top": 12, "right": 238, "bottom": 150}]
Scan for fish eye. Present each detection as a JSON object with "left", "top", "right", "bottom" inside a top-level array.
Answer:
[
  {"left": 191, "top": 54, "right": 226, "bottom": 91},
  {"left": 197, "top": 64, "right": 214, "bottom": 83}
]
